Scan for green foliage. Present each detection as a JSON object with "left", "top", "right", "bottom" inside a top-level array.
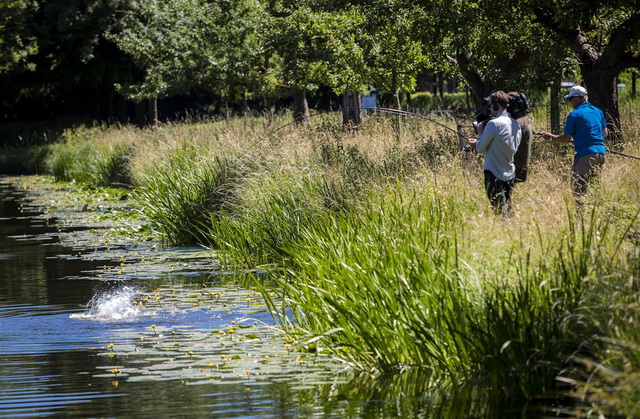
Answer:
[
  {"left": 410, "top": 92, "right": 468, "bottom": 110},
  {"left": 134, "top": 144, "right": 242, "bottom": 245},
  {"left": 45, "top": 128, "right": 132, "bottom": 186},
  {"left": 362, "top": 2, "right": 431, "bottom": 97},
  {"left": 106, "top": 0, "right": 262, "bottom": 101},
  {"left": 0, "top": 0, "right": 39, "bottom": 72},
  {"left": 261, "top": 5, "right": 366, "bottom": 96}
]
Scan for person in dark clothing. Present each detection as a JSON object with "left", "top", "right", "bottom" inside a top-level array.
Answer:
[{"left": 507, "top": 92, "right": 532, "bottom": 182}]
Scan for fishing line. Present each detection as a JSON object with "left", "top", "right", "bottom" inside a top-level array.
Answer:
[
  {"left": 532, "top": 131, "right": 640, "bottom": 161},
  {"left": 246, "top": 109, "right": 639, "bottom": 162},
  {"left": 242, "top": 106, "right": 468, "bottom": 156}
]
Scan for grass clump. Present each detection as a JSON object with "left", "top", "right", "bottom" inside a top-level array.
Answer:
[
  {"left": 135, "top": 142, "right": 242, "bottom": 245},
  {"left": 263, "top": 185, "right": 637, "bottom": 407},
  {"left": 45, "top": 127, "right": 132, "bottom": 186},
  {"left": 206, "top": 164, "right": 362, "bottom": 268}
]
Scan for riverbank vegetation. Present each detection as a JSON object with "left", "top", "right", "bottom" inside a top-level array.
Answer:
[{"left": 16, "top": 108, "right": 640, "bottom": 415}]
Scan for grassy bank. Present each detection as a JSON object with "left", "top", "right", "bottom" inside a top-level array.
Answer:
[{"left": 27, "top": 108, "right": 640, "bottom": 414}]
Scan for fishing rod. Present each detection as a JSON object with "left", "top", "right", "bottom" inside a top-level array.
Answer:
[
  {"left": 243, "top": 106, "right": 469, "bottom": 154},
  {"left": 250, "top": 107, "right": 639, "bottom": 162},
  {"left": 532, "top": 131, "right": 640, "bottom": 161},
  {"left": 375, "top": 107, "right": 470, "bottom": 141}
]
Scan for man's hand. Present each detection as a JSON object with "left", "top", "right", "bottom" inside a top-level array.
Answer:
[
  {"left": 467, "top": 138, "right": 477, "bottom": 150},
  {"left": 542, "top": 132, "right": 572, "bottom": 143}
]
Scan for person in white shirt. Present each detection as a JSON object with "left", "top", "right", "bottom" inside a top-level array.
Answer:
[{"left": 468, "top": 91, "right": 522, "bottom": 215}]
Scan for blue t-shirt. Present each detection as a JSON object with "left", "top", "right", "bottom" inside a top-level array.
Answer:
[{"left": 563, "top": 102, "right": 607, "bottom": 157}]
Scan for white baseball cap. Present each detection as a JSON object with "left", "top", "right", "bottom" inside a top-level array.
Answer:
[{"left": 564, "top": 85, "right": 587, "bottom": 99}]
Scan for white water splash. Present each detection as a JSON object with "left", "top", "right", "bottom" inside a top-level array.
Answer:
[{"left": 71, "top": 286, "right": 143, "bottom": 321}]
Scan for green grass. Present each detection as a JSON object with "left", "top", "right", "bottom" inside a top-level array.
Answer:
[
  {"left": 134, "top": 142, "right": 242, "bottom": 245},
  {"left": 45, "top": 127, "right": 132, "bottom": 186},
  {"left": 259, "top": 187, "right": 637, "bottom": 406}
]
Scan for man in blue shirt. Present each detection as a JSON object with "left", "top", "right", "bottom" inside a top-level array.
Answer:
[{"left": 542, "top": 85, "right": 608, "bottom": 201}]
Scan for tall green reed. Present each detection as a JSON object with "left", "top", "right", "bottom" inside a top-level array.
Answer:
[
  {"left": 134, "top": 142, "right": 241, "bottom": 245},
  {"left": 559, "top": 210, "right": 640, "bottom": 416},
  {"left": 255, "top": 184, "right": 636, "bottom": 407},
  {"left": 45, "top": 128, "right": 132, "bottom": 186},
  {"left": 205, "top": 165, "right": 359, "bottom": 268}
]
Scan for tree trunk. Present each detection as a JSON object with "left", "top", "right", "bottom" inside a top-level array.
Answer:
[
  {"left": 467, "top": 80, "right": 492, "bottom": 113},
  {"left": 342, "top": 92, "right": 361, "bottom": 129},
  {"left": 116, "top": 95, "right": 128, "bottom": 124},
  {"left": 133, "top": 101, "right": 146, "bottom": 126},
  {"left": 452, "top": 58, "right": 491, "bottom": 111},
  {"left": 393, "top": 91, "right": 401, "bottom": 110},
  {"left": 550, "top": 74, "right": 561, "bottom": 134},
  {"left": 448, "top": 77, "right": 456, "bottom": 94},
  {"left": 107, "top": 89, "right": 115, "bottom": 124},
  {"left": 447, "top": 53, "right": 495, "bottom": 112},
  {"left": 148, "top": 98, "right": 159, "bottom": 126},
  {"left": 292, "top": 88, "right": 310, "bottom": 125},
  {"left": 581, "top": 68, "right": 621, "bottom": 139},
  {"left": 633, "top": 71, "right": 637, "bottom": 98},
  {"left": 94, "top": 86, "right": 101, "bottom": 121}
]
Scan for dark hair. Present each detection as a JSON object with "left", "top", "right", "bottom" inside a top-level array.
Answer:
[
  {"left": 489, "top": 91, "right": 509, "bottom": 109},
  {"left": 506, "top": 91, "right": 530, "bottom": 119}
]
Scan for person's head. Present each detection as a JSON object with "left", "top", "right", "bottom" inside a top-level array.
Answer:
[
  {"left": 564, "top": 85, "right": 588, "bottom": 109},
  {"left": 488, "top": 91, "right": 509, "bottom": 116}
]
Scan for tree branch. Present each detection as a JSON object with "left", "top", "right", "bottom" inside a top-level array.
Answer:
[
  {"left": 601, "top": 10, "right": 640, "bottom": 67},
  {"left": 449, "top": 52, "right": 485, "bottom": 91},
  {"left": 497, "top": 48, "right": 532, "bottom": 78},
  {"left": 532, "top": 6, "right": 599, "bottom": 66},
  {"left": 619, "top": 51, "right": 640, "bottom": 71},
  {"left": 531, "top": 7, "right": 575, "bottom": 41}
]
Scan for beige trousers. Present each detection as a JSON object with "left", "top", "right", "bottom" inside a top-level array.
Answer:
[{"left": 571, "top": 153, "right": 605, "bottom": 196}]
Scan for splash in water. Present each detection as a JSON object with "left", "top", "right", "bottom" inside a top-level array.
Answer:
[{"left": 71, "top": 286, "right": 142, "bottom": 321}]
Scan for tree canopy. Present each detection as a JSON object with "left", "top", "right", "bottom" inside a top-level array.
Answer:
[{"left": 1, "top": 0, "right": 640, "bottom": 129}]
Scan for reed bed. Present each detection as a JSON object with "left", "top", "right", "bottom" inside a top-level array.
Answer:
[
  {"left": 45, "top": 127, "right": 132, "bottom": 186},
  {"left": 40, "top": 107, "right": 640, "bottom": 413}
]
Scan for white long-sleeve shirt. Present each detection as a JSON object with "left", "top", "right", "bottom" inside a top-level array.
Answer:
[{"left": 475, "top": 111, "right": 522, "bottom": 181}]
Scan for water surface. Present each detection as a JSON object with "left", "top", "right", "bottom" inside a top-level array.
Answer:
[{"left": 0, "top": 179, "right": 362, "bottom": 417}]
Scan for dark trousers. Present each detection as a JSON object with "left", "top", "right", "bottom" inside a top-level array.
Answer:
[{"left": 484, "top": 170, "right": 514, "bottom": 215}]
